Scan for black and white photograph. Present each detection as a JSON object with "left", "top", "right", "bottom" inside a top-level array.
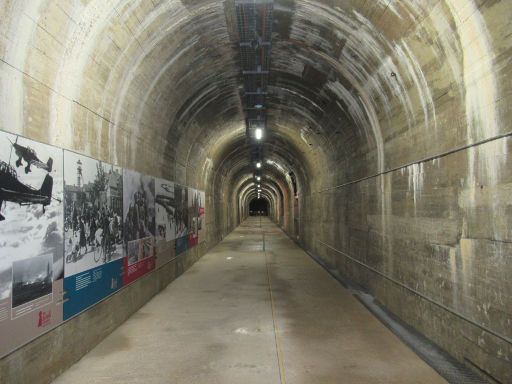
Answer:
[
  {"left": 0, "top": 131, "right": 64, "bottom": 306},
  {"left": 127, "top": 240, "right": 139, "bottom": 265},
  {"left": 63, "top": 151, "right": 123, "bottom": 277},
  {"left": 174, "top": 184, "right": 188, "bottom": 239},
  {"left": 188, "top": 188, "right": 199, "bottom": 245},
  {"left": 11, "top": 253, "right": 52, "bottom": 308},
  {"left": 198, "top": 190, "right": 205, "bottom": 243},
  {"left": 140, "top": 236, "right": 154, "bottom": 260},
  {"left": 123, "top": 169, "right": 155, "bottom": 245},
  {"left": 154, "top": 179, "right": 176, "bottom": 267},
  {"left": 0, "top": 268, "right": 10, "bottom": 301},
  {"left": 155, "top": 179, "right": 176, "bottom": 243},
  {"left": 126, "top": 236, "right": 154, "bottom": 265}
]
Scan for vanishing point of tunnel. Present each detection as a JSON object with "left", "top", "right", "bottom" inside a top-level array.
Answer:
[{"left": 0, "top": 1, "right": 511, "bottom": 383}]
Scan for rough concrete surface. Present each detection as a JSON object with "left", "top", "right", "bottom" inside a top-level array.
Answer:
[
  {"left": 0, "top": 1, "right": 511, "bottom": 382},
  {"left": 0, "top": 246, "right": 204, "bottom": 384},
  {"left": 51, "top": 217, "right": 446, "bottom": 384}
]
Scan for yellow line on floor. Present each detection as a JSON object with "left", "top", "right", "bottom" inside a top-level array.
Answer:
[{"left": 264, "top": 229, "right": 287, "bottom": 384}]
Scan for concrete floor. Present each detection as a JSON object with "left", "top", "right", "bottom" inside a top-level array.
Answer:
[{"left": 52, "top": 217, "right": 446, "bottom": 384}]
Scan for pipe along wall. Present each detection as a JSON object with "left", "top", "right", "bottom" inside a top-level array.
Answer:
[{"left": 0, "top": 1, "right": 511, "bottom": 383}]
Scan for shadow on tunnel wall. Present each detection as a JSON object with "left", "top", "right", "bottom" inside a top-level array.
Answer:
[{"left": 0, "top": 0, "right": 511, "bottom": 383}]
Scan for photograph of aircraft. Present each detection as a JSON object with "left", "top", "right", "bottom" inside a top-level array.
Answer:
[
  {"left": 154, "top": 179, "right": 177, "bottom": 268},
  {"left": 160, "top": 183, "right": 173, "bottom": 194},
  {"left": 11, "top": 137, "right": 53, "bottom": 174},
  {"left": 0, "top": 161, "right": 53, "bottom": 221},
  {"left": 0, "top": 130, "right": 64, "bottom": 302},
  {"left": 0, "top": 131, "right": 64, "bottom": 358},
  {"left": 156, "top": 194, "right": 176, "bottom": 217},
  {"left": 0, "top": 131, "right": 64, "bottom": 360}
]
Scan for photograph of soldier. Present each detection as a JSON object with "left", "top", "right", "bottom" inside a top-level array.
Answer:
[
  {"left": 124, "top": 191, "right": 153, "bottom": 242},
  {"left": 123, "top": 169, "right": 155, "bottom": 266}
]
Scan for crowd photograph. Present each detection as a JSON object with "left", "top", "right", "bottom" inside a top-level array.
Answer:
[{"left": 64, "top": 152, "right": 123, "bottom": 277}]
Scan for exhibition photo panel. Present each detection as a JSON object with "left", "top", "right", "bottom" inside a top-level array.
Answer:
[
  {"left": 0, "top": 128, "right": 207, "bottom": 357},
  {"left": 123, "top": 169, "right": 156, "bottom": 284},
  {"left": 0, "top": 131, "right": 64, "bottom": 358},
  {"left": 198, "top": 190, "right": 206, "bottom": 243},
  {"left": 188, "top": 188, "right": 199, "bottom": 248},
  {"left": 174, "top": 184, "right": 189, "bottom": 255},
  {"left": 62, "top": 151, "right": 124, "bottom": 319},
  {"left": 155, "top": 179, "right": 177, "bottom": 268}
]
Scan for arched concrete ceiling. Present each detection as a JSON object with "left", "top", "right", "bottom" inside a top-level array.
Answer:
[
  {"left": 2, "top": 2, "right": 511, "bottom": 380},
  {"left": 1, "top": 0, "right": 510, "bottom": 232},
  {"left": 238, "top": 176, "right": 284, "bottom": 208}
]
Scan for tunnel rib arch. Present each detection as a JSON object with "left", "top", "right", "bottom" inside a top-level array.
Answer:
[{"left": 0, "top": 1, "right": 511, "bottom": 382}]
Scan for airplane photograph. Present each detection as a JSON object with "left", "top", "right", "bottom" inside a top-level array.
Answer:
[
  {"left": 156, "top": 194, "right": 176, "bottom": 215},
  {"left": 0, "top": 130, "right": 64, "bottom": 311},
  {"left": 156, "top": 179, "right": 176, "bottom": 242},
  {"left": 0, "top": 161, "right": 53, "bottom": 221},
  {"left": 155, "top": 179, "right": 177, "bottom": 268},
  {"left": 11, "top": 137, "right": 53, "bottom": 174}
]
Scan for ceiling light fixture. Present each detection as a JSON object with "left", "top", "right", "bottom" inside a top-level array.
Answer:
[
  {"left": 256, "top": 162, "right": 261, "bottom": 168},
  {"left": 255, "top": 128, "right": 263, "bottom": 140}
]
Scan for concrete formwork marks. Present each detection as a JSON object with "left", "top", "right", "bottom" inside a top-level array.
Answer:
[{"left": 1, "top": 1, "right": 44, "bottom": 136}]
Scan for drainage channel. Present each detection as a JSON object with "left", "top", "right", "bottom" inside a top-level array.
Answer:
[{"left": 305, "top": 250, "right": 492, "bottom": 384}]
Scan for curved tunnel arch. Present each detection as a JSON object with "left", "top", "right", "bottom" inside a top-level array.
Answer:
[
  {"left": 6, "top": 0, "right": 500, "bottom": 209},
  {"left": 234, "top": 170, "right": 290, "bottom": 226},
  {"left": 241, "top": 180, "right": 282, "bottom": 219},
  {"left": 1, "top": 0, "right": 511, "bottom": 381}
]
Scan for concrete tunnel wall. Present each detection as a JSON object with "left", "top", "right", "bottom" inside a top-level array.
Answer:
[{"left": 0, "top": 1, "right": 511, "bottom": 383}]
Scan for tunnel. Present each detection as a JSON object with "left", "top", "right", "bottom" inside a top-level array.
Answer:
[
  {"left": 0, "top": 1, "right": 511, "bottom": 383},
  {"left": 249, "top": 198, "right": 269, "bottom": 216}
]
